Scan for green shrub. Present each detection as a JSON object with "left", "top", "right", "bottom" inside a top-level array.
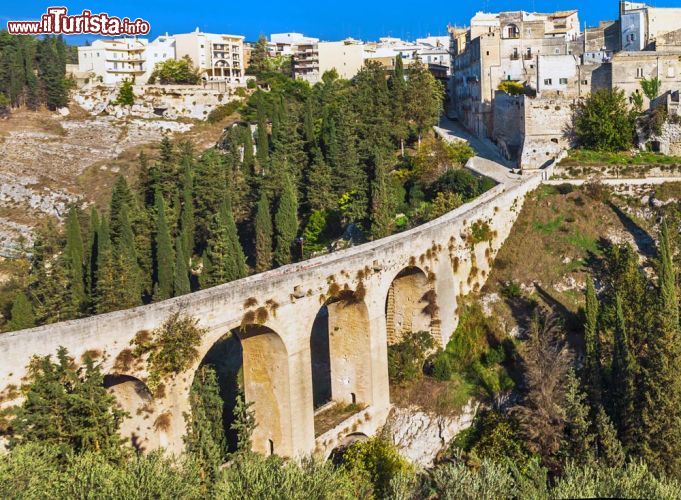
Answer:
[
  {"left": 149, "top": 57, "right": 200, "bottom": 85},
  {"left": 431, "top": 350, "right": 454, "bottom": 381},
  {"left": 556, "top": 183, "right": 575, "bottom": 195},
  {"left": 388, "top": 331, "right": 435, "bottom": 384},
  {"left": 340, "top": 437, "right": 414, "bottom": 498},
  {"left": 206, "top": 100, "right": 242, "bottom": 123},
  {"left": 501, "top": 281, "right": 522, "bottom": 299}
]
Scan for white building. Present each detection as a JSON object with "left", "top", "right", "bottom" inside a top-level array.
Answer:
[
  {"left": 174, "top": 29, "right": 245, "bottom": 83},
  {"left": 269, "top": 32, "right": 319, "bottom": 56},
  {"left": 78, "top": 38, "right": 148, "bottom": 84}
]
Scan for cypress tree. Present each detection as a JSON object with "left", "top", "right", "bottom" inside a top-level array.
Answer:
[
  {"left": 254, "top": 191, "right": 273, "bottom": 273},
  {"left": 7, "top": 292, "right": 36, "bottom": 331},
  {"left": 64, "top": 207, "right": 85, "bottom": 315},
  {"left": 638, "top": 220, "right": 681, "bottom": 476},
  {"left": 221, "top": 195, "right": 248, "bottom": 281},
  {"left": 595, "top": 406, "right": 625, "bottom": 468},
  {"left": 305, "top": 149, "right": 333, "bottom": 212},
  {"left": 610, "top": 293, "right": 635, "bottom": 447},
  {"left": 583, "top": 277, "right": 602, "bottom": 408},
  {"left": 561, "top": 369, "right": 595, "bottom": 465},
  {"left": 174, "top": 235, "right": 191, "bottom": 296},
  {"left": 153, "top": 189, "right": 175, "bottom": 301},
  {"left": 114, "top": 204, "right": 142, "bottom": 309},
  {"left": 86, "top": 207, "right": 100, "bottom": 309},
  {"left": 179, "top": 163, "right": 195, "bottom": 259},
  {"left": 370, "top": 156, "right": 392, "bottom": 240},
  {"left": 109, "top": 176, "right": 133, "bottom": 246},
  {"left": 242, "top": 125, "right": 255, "bottom": 174},
  {"left": 256, "top": 94, "right": 269, "bottom": 170},
  {"left": 274, "top": 174, "right": 298, "bottom": 267},
  {"left": 203, "top": 212, "right": 228, "bottom": 288},
  {"left": 391, "top": 54, "right": 409, "bottom": 156}
]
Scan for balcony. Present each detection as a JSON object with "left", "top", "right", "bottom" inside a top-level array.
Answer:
[
  {"left": 523, "top": 53, "right": 533, "bottom": 60},
  {"left": 510, "top": 53, "right": 520, "bottom": 60}
]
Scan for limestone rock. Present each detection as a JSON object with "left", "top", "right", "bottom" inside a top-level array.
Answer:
[{"left": 385, "top": 401, "right": 479, "bottom": 467}]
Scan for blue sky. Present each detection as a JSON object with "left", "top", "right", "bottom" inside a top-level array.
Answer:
[{"left": 3, "top": 0, "right": 681, "bottom": 44}]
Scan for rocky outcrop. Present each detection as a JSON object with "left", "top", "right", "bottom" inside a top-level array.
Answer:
[
  {"left": 74, "top": 84, "right": 241, "bottom": 121},
  {"left": 385, "top": 401, "right": 479, "bottom": 467}
]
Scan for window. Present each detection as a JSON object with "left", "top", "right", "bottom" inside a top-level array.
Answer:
[
  {"left": 544, "top": 78, "right": 553, "bottom": 85},
  {"left": 559, "top": 78, "right": 568, "bottom": 84},
  {"left": 582, "top": 79, "right": 588, "bottom": 85},
  {"left": 486, "top": 51, "right": 490, "bottom": 56},
  {"left": 554, "top": 48, "right": 560, "bottom": 54},
  {"left": 668, "top": 66, "right": 675, "bottom": 78},
  {"left": 636, "top": 67, "right": 644, "bottom": 78}
]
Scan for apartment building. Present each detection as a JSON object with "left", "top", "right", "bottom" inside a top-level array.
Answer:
[
  {"left": 174, "top": 30, "right": 245, "bottom": 83},
  {"left": 269, "top": 33, "right": 320, "bottom": 56},
  {"left": 78, "top": 38, "right": 149, "bottom": 84}
]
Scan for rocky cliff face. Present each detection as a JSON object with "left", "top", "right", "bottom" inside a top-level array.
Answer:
[
  {"left": 385, "top": 401, "right": 479, "bottom": 467},
  {"left": 73, "top": 84, "right": 240, "bottom": 121}
]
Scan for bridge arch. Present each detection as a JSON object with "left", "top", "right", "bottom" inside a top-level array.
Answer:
[
  {"left": 310, "top": 294, "right": 373, "bottom": 413},
  {"left": 190, "top": 324, "right": 291, "bottom": 456},
  {"left": 385, "top": 266, "right": 440, "bottom": 346}
]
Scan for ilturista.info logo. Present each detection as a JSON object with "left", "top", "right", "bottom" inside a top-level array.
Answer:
[{"left": 7, "top": 7, "right": 151, "bottom": 36}]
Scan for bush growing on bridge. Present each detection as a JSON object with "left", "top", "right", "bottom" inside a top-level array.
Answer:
[{"left": 132, "top": 313, "right": 205, "bottom": 389}]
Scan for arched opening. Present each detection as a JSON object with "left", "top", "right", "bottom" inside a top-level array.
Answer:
[
  {"left": 504, "top": 24, "right": 520, "bottom": 39},
  {"left": 310, "top": 295, "right": 372, "bottom": 437},
  {"left": 328, "top": 432, "right": 370, "bottom": 462},
  {"left": 385, "top": 266, "right": 440, "bottom": 399},
  {"left": 191, "top": 332, "right": 243, "bottom": 454},
  {"left": 189, "top": 324, "right": 290, "bottom": 457},
  {"left": 104, "top": 374, "right": 155, "bottom": 452},
  {"left": 386, "top": 267, "right": 437, "bottom": 345},
  {"left": 310, "top": 305, "right": 332, "bottom": 408}
]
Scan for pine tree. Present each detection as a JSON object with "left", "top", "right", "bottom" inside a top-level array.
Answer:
[
  {"left": 64, "top": 207, "right": 86, "bottom": 316},
  {"left": 7, "top": 292, "right": 35, "bottom": 331},
  {"left": 638, "top": 220, "right": 681, "bottom": 476},
  {"left": 36, "top": 36, "right": 68, "bottom": 110},
  {"left": 10, "top": 347, "right": 126, "bottom": 458},
  {"left": 254, "top": 191, "right": 273, "bottom": 273},
  {"left": 174, "top": 235, "right": 191, "bottom": 296},
  {"left": 256, "top": 94, "right": 269, "bottom": 171},
  {"left": 610, "top": 293, "right": 635, "bottom": 447},
  {"left": 370, "top": 155, "right": 392, "bottom": 239},
  {"left": 405, "top": 57, "right": 444, "bottom": 146},
  {"left": 274, "top": 174, "right": 298, "bottom": 267},
  {"left": 153, "top": 189, "right": 175, "bottom": 301},
  {"left": 583, "top": 278, "right": 602, "bottom": 408}
]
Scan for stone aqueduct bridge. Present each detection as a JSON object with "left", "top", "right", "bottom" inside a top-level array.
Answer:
[{"left": 0, "top": 164, "right": 541, "bottom": 459}]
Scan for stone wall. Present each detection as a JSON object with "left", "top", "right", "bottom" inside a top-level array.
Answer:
[
  {"left": 74, "top": 84, "right": 241, "bottom": 121},
  {"left": 492, "top": 94, "right": 575, "bottom": 169}
]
